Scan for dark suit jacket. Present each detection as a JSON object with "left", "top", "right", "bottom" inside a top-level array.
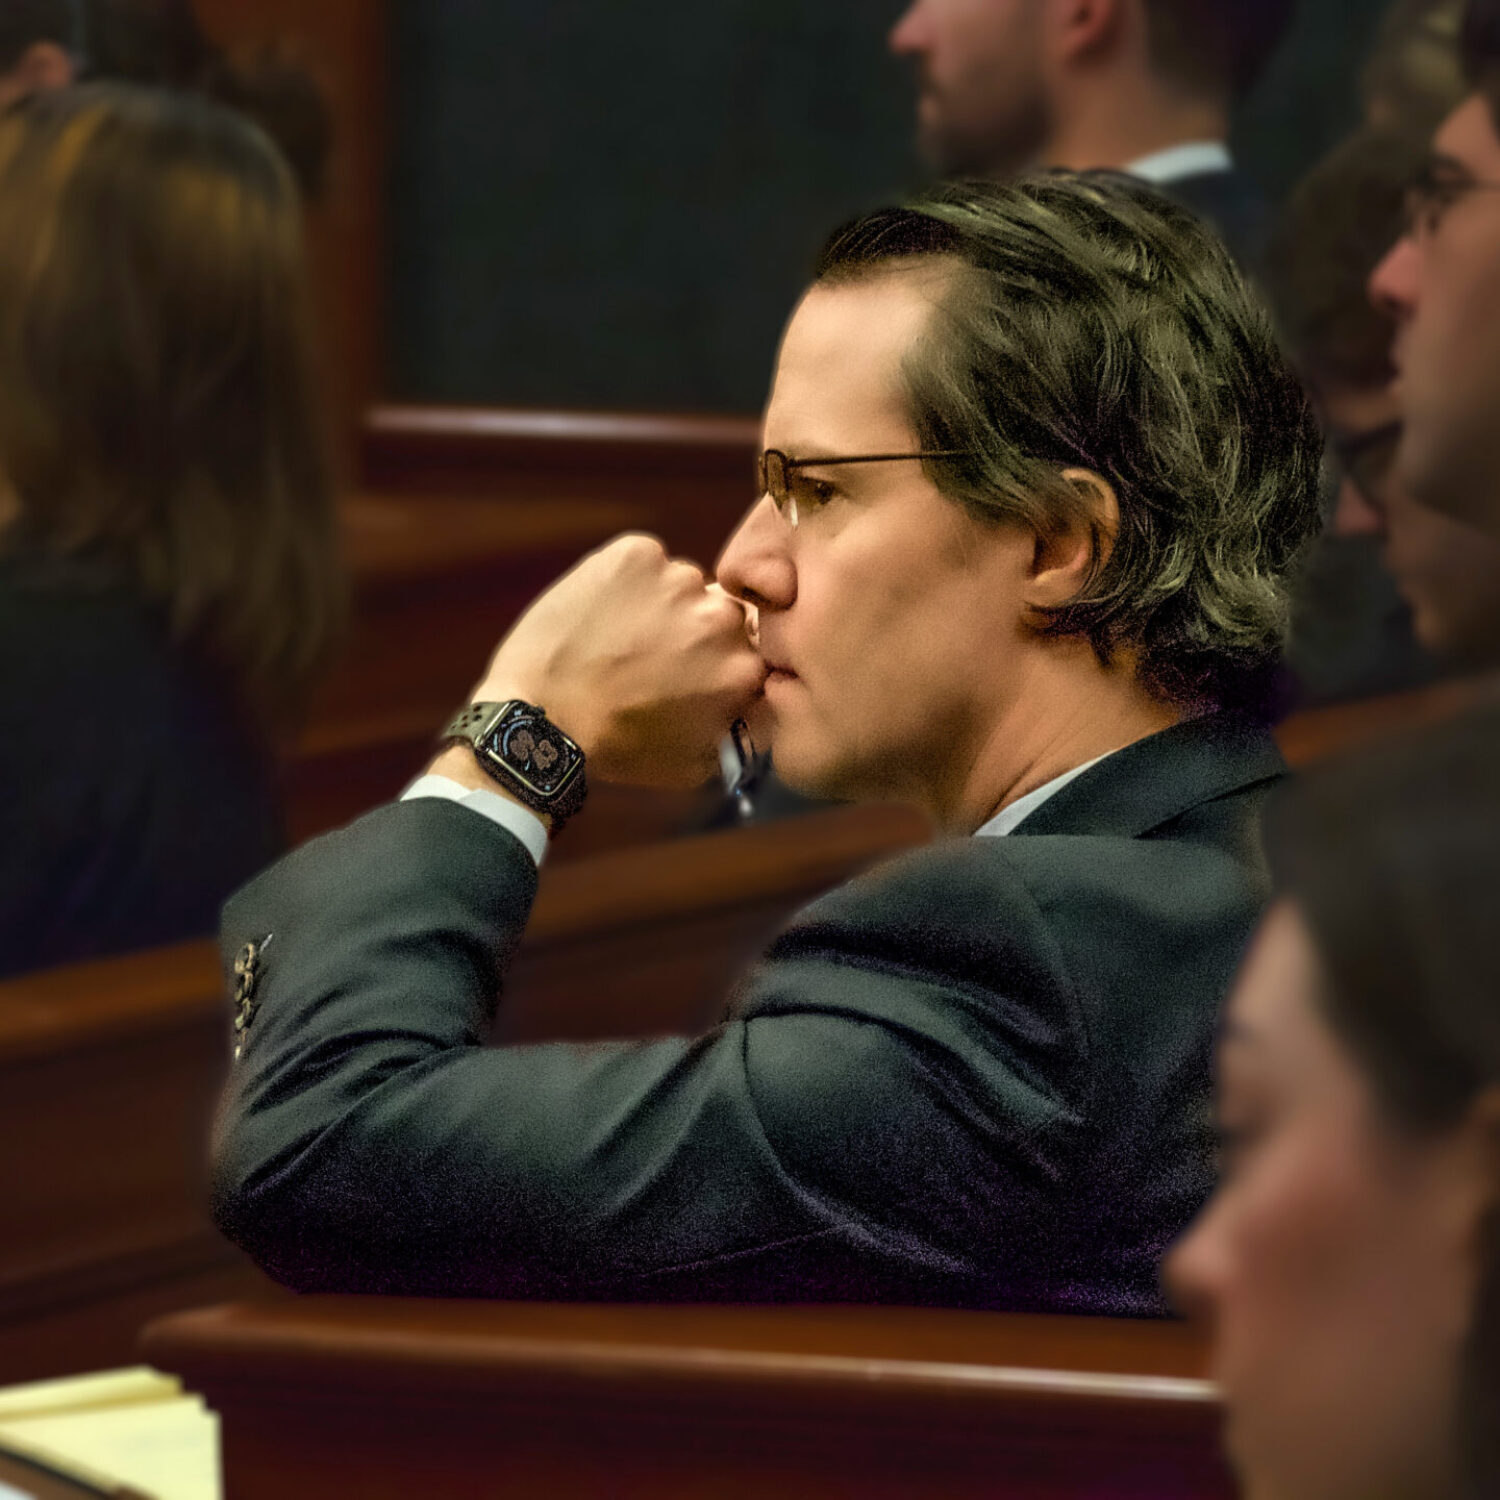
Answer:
[
  {"left": 213, "top": 714, "right": 1282, "bottom": 1315},
  {"left": 0, "top": 550, "right": 282, "bottom": 980},
  {"left": 1152, "top": 166, "right": 1270, "bottom": 270}
]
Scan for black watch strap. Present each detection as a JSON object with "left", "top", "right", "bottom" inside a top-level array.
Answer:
[{"left": 441, "top": 700, "right": 588, "bottom": 833}]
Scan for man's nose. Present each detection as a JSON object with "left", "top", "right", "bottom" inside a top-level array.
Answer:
[
  {"left": 1159, "top": 1217, "right": 1220, "bottom": 1329},
  {"left": 1368, "top": 233, "right": 1420, "bottom": 321},
  {"left": 715, "top": 496, "right": 796, "bottom": 615},
  {"left": 1332, "top": 478, "right": 1386, "bottom": 539},
  {"left": 888, "top": 1, "right": 927, "bottom": 56}
]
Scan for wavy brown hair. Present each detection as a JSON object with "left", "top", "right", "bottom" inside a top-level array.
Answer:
[
  {"left": 815, "top": 175, "right": 1324, "bottom": 712},
  {"left": 0, "top": 83, "right": 344, "bottom": 725}
]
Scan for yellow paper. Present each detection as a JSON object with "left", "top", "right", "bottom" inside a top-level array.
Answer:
[{"left": 0, "top": 1368, "right": 218, "bottom": 1500}]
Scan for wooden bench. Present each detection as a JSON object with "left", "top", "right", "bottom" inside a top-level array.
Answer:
[
  {"left": 361, "top": 405, "right": 760, "bottom": 569},
  {"left": 0, "top": 804, "right": 931, "bottom": 1381},
  {"left": 0, "top": 942, "right": 272, "bottom": 1385},
  {"left": 141, "top": 1298, "right": 1231, "bottom": 1499},
  {"left": 1273, "top": 673, "right": 1496, "bottom": 766}
]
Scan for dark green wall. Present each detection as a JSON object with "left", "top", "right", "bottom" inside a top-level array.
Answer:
[{"left": 388, "top": 0, "right": 1395, "bottom": 413}]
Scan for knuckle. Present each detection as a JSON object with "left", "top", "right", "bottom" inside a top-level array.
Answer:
[
  {"left": 725, "top": 656, "right": 766, "bottom": 697},
  {"left": 613, "top": 532, "right": 667, "bottom": 564}
]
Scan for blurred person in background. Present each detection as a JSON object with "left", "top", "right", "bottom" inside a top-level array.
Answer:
[
  {"left": 1370, "top": 0, "right": 1500, "bottom": 541},
  {"left": 1267, "top": 126, "right": 1500, "bottom": 694},
  {"left": 0, "top": 0, "right": 79, "bottom": 106},
  {"left": 80, "top": 0, "right": 331, "bottom": 201},
  {"left": 0, "top": 85, "right": 345, "bottom": 980},
  {"left": 0, "top": 0, "right": 330, "bottom": 200},
  {"left": 1364, "top": 0, "right": 1469, "bottom": 132},
  {"left": 1166, "top": 711, "right": 1500, "bottom": 1500},
  {"left": 887, "top": 0, "right": 1298, "bottom": 264}
]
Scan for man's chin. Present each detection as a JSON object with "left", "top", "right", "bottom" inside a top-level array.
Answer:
[
  {"left": 1397, "top": 421, "right": 1500, "bottom": 538},
  {"left": 759, "top": 732, "right": 845, "bottom": 804}
]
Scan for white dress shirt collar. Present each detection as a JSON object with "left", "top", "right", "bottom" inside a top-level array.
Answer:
[
  {"left": 1125, "top": 141, "right": 1234, "bottom": 185},
  {"left": 973, "top": 753, "right": 1111, "bottom": 839}
]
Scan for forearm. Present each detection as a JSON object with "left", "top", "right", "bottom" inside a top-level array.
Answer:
[{"left": 211, "top": 799, "right": 541, "bottom": 1272}]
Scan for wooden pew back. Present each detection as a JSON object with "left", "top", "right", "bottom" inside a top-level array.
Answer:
[
  {"left": 361, "top": 405, "right": 760, "bottom": 569},
  {"left": 0, "top": 944, "right": 271, "bottom": 1385},
  {"left": 142, "top": 1298, "right": 1231, "bottom": 1499}
]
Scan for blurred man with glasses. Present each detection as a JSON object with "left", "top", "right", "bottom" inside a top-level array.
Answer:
[
  {"left": 1372, "top": 0, "right": 1500, "bottom": 542},
  {"left": 1269, "top": 124, "right": 1500, "bottom": 687},
  {"left": 211, "top": 176, "right": 1322, "bottom": 1315}
]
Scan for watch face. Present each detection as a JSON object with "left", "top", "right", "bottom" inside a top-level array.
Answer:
[{"left": 483, "top": 710, "right": 582, "bottom": 798}]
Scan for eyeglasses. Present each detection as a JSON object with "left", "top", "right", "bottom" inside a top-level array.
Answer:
[
  {"left": 1330, "top": 419, "right": 1401, "bottom": 516},
  {"left": 756, "top": 448, "right": 967, "bottom": 529},
  {"left": 1402, "top": 158, "right": 1500, "bottom": 241}
]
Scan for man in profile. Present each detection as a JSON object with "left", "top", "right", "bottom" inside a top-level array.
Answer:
[
  {"left": 212, "top": 175, "right": 1322, "bottom": 1314},
  {"left": 1270, "top": 124, "right": 1500, "bottom": 676},
  {"left": 888, "top": 0, "right": 1296, "bottom": 263},
  {"left": 1371, "top": 0, "right": 1500, "bottom": 541}
]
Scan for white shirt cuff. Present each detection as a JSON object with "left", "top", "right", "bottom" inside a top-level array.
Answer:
[{"left": 400, "top": 774, "right": 549, "bottom": 867}]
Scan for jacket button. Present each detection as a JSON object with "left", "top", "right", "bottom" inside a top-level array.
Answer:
[{"left": 231, "top": 940, "right": 265, "bottom": 1049}]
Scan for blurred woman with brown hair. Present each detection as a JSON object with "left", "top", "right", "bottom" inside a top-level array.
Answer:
[
  {"left": 0, "top": 84, "right": 344, "bottom": 978},
  {"left": 1167, "top": 708, "right": 1500, "bottom": 1500}
]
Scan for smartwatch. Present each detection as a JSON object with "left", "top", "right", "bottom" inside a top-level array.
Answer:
[{"left": 440, "top": 701, "right": 588, "bottom": 832}]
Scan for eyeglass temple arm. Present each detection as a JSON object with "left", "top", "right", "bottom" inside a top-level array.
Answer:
[{"left": 778, "top": 449, "right": 968, "bottom": 472}]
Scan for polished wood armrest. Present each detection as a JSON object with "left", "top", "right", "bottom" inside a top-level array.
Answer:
[
  {"left": 143, "top": 1299, "right": 1229, "bottom": 1499},
  {"left": 362, "top": 405, "right": 760, "bottom": 485}
]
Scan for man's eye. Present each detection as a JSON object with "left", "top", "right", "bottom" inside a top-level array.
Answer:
[{"left": 790, "top": 476, "right": 837, "bottom": 511}]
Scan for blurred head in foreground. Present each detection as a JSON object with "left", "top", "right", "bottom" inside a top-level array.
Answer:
[
  {"left": 1167, "top": 711, "right": 1500, "bottom": 1500},
  {"left": 716, "top": 174, "right": 1321, "bottom": 813},
  {"left": 1268, "top": 125, "right": 1500, "bottom": 668},
  {"left": 1370, "top": 0, "right": 1500, "bottom": 540},
  {"left": 0, "top": 84, "right": 342, "bottom": 724}
]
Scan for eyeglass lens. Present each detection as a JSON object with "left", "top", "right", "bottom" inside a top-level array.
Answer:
[{"left": 756, "top": 451, "right": 797, "bottom": 528}]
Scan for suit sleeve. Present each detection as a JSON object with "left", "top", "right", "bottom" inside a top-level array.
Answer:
[{"left": 212, "top": 800, "right": 1090, "bottom": 1301}]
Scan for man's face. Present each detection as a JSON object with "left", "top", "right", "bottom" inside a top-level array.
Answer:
[
  {"left": 715, "top": 268, "right": 1038, "bottom": 819},
  {"left": 1323, "top": 381, "right": 1500, "bottom": 666},
  {"left": 888, "top": 0, "right": 1050, "bottom": 176},
  {"left": 1370, "top": 94, "right": 1500, "bottom": 538}
]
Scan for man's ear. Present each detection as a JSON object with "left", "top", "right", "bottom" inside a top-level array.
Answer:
[
  {"left": 1047, "top": 0, "right": 1126, "bottom": 66},
  {"left": 1025, "top": 467, "right": 1119, "bottom": 610}
]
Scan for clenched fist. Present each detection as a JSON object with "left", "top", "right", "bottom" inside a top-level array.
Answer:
[{"left": 467, "top": 534, "right": 766, "bottom": 787}]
